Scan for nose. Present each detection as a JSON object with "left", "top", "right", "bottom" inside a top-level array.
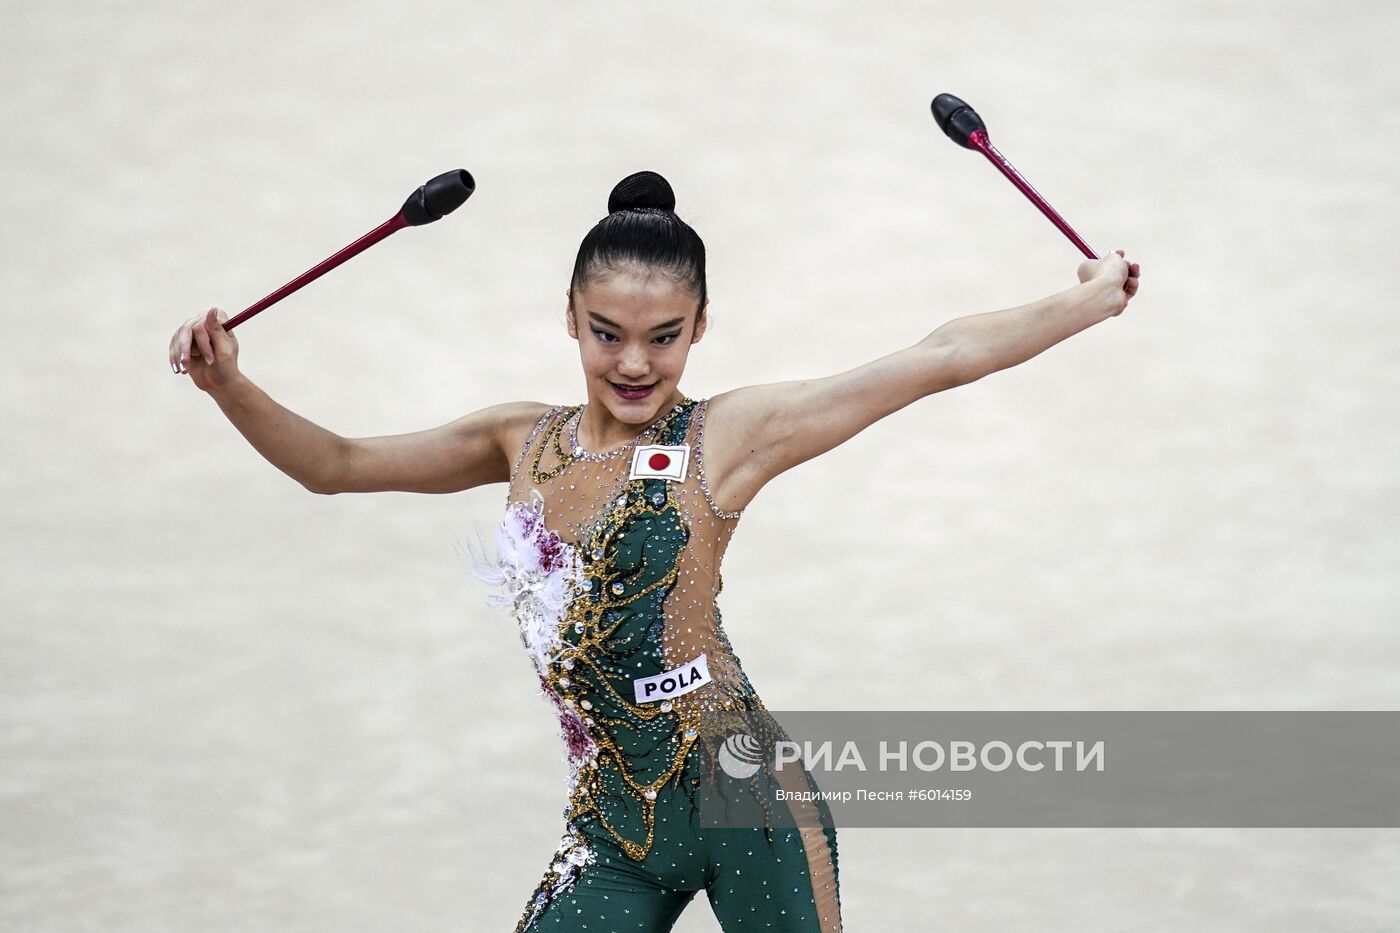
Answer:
[{"left": 617, "top": 346, "right": 650, "bottom": 380}]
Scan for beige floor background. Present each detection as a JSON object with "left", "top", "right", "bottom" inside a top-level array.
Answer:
[{"left": 3, "top": 1, "right": 1398, "bottom": 930}]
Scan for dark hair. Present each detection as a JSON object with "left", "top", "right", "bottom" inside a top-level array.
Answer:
[{"left": 569, "top": 171, "right": 707, "bottom": 318}]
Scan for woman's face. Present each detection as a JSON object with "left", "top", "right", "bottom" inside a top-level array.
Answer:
[{"left": 566, "top": 264, "right": 708, "bottom": 427}]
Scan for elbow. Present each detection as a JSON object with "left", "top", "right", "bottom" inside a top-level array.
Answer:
[
  {"left": 298, "top": 459, "right": 344, "bottom": 493},
  {"left": 920, "top": 331, "right": 983, "bottom": 395},
  {"left": 302, "top": 437, "right": 350, "bottom": 495}
]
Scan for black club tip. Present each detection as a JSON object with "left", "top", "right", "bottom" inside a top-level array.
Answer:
[
  {"left": 401, "top": 169, "right": 475, "bottom": 226},
  {"left": 931, "top": 94, "right": 986, "bottom": 148}
]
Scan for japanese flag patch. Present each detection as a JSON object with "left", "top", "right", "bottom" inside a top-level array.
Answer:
[{"left": 628, "top": 444, "right": 690, "bottom": 482}]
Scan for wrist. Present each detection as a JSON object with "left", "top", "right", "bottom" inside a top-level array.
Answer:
[
  {"left": 205, "top": 371, "right": 252, "bottom": 404},
  {"left": 1081, "top": 276, "right": 1125, "bottom": 320}
]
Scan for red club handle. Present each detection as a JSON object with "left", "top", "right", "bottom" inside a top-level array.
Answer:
[
  {"left": 222, "top": 213, "right": 408, "bottom": 333},
  {"left": 931, "top": 94, "right": 1098, "bottom": 260},
  {"left": 220, "top": 169, "right": 474, "bottom": 333},
  {"left": 966, "top": 129, "right": 1098, "bottom": 260}
]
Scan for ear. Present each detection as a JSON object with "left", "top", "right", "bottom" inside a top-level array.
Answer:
[
  {"left": 691, "top": 300, "right": 710, "bottom": 343},
  {"left": 565, "top": 290, "right": 578, "bottom": 339}
]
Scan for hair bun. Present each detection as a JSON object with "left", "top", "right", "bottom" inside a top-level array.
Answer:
[{"left": 608, "top": 171, "right": 676, "bottom": 213}]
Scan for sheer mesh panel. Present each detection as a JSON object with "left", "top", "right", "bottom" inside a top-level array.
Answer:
[
  {"left": 502, "top": 397, "right": 841, "bottom": 932},
  {"left": 506, "top": 398, "right": 750, "bottom": 713},
  {"left": 769, "top": 757, "right": 844, "bottom": 933}
]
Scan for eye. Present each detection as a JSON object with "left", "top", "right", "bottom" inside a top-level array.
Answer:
[
  {"left": 654, "top": 333, "right": 681, "bottom": 346},
  {"left": 591, "top": 329, "right": 619, "bottom": 344}
]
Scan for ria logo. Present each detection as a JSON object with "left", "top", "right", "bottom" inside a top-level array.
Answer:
[{"left": 718, "top": 732, "right": 765, "bottom": 779}]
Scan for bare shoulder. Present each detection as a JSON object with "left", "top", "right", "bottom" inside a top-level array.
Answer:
[
  {"left": 435, "top": 399, "right": 556, "bottom": 492},
  {"left": 696, "top": 387, "right": 787, "bottom": 515},
  {"left": 492, "top": 400, "right": 557, "bottom": 468},
  {"left": 698, "top": 353, "right": 927, "bottom": 511}
]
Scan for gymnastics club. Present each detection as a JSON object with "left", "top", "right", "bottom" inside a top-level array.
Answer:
[
  {"left": 220, "top": 169, "right": 476, "bottom": 333},
  {"left": 930, "top": 94, "right": 1097, "bottom": 260}
]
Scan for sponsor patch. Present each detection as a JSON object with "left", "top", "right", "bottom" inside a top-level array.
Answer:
[{"left": 634, "top": 653, "right": 711, "bottom": 703}]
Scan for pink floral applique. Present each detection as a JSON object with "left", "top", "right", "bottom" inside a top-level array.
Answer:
[{"left": 465, "top": 488, "right": 588, "bottom": 679}]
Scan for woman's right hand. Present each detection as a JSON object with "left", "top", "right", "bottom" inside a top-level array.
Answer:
[
  {"left": 1076, "top": 249, "right": 1141, "bottom": 317},
  {"left": 169, "top": 307, "right": 241, "bottom": 392}
]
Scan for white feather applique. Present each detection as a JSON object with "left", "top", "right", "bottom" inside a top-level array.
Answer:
[
  {"left": 462, "top": 488, "right": 600, "bottom": 876},
  {"left": 463, "top": 488, "right": 588, "bottom": 679}
]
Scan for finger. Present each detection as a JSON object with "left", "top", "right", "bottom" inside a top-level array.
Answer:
[
  {"left": 1129, "top": 262, "right": 1140, "bottom": 277},
  {"left": 194, "top": 327, "right": 214, "bottom": 365},
  {"left": 178, "top": 320, "right": 194, "bottom": 372},
  {"left": 190, "top": 313, "right": 212, "bottom": 363},
  {"left": 208, "top": 308, "right": 234, "bottom": 354},
  {"left": 168, "top": 330, "right": 181, "bottom": 373},
  {"left": 1115, "top": 249, "right": 1125, "bottom": 258},
  {"left": 198, "top": 308, "right": 219, "bottom": 362}
]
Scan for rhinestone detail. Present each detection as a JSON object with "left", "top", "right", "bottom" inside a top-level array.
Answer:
[
  {"left": 566, "top": 405, "right": 669, "bottom": 462},
  {"left": 693, "top": 397, "right": 744, "bottom": 520},
  {"left": 486, "top": 396, "right": 781, "bottom": 869}
]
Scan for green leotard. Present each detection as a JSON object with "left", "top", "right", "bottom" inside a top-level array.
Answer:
[{"left": 471, "top": 396, "right": 842, "bottom": 933}]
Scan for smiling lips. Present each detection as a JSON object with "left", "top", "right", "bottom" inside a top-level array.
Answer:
[{"left": 610, "top": 380, "right": 657, "bottom": 398}]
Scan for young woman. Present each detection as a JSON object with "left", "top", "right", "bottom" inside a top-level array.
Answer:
[{"left": 168, "top": 170, "right": 1140, "bottom": 932}]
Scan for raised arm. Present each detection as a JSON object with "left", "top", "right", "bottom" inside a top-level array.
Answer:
[
  {"left": 700, "top": 253, "right": 1140, "bottom": 512},
  {"left": 169, "top": 307, "right": 549, "bottom": 494}
]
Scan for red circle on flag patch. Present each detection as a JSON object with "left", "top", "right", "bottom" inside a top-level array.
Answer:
[{"left": 648, "top": 452, "right": 671, "bottom": 471}]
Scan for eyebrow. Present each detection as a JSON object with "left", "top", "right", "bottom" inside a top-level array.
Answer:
[{"left": 587, "top": 312, "right": 685, "bottom": 332}]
